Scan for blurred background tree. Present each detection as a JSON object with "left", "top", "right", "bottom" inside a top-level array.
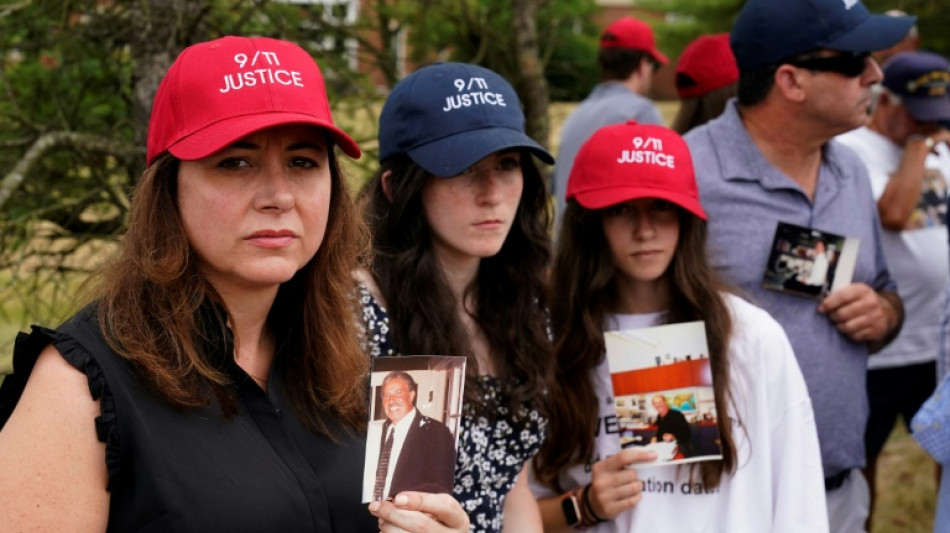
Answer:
[{"left": 3, "top": 0, "right": 948, "bottom": 365}]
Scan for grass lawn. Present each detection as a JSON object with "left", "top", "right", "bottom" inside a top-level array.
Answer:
[{"left": 872, "top": 423, "right": 938, "bottom": 533}]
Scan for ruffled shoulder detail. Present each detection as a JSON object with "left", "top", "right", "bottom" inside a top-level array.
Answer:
[
  {"left": 1, "top": 318, "right": 122, "bottom": 489},
  {"left": 357, "top": 282, "right": 397, "bottom": 357}
]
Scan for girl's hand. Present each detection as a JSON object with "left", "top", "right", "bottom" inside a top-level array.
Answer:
[
  {"left": 586, "top": 448, "right": 656, "bottom": 520},
  {"left": 369, "top": 491, "right": 469, "bottom": 533}
]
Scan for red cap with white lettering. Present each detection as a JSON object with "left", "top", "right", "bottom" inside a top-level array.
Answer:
[
  {"left": 146, "top": 36, "right": 360, "bottom": 165},
  {"left": 566, "top": 120, "right": 706, "bottom": 220}
]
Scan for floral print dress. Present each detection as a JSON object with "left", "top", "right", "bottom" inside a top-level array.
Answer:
[{"left": 359, "top": 285, "right": 546, "bottom": 533}]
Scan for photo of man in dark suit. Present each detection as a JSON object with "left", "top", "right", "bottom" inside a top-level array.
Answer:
[{"left": 372, "top": 371, "right": 457, "bottom": 501}]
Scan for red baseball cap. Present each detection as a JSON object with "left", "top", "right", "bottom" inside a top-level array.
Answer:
[
  {"left": 146, "top": 36, "right": 360, "bottom": 166},
  {"left": 566, "top": 121, "right": 706, "bottom": 220},
  {"left": 599, "top": 16, "right": 669, "bottom": 65},
  {"left": 675, "top": 33, "right": 738, "bottom": 99}
]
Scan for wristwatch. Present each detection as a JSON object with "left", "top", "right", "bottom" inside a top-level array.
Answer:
[{"left": 561, "top": 490, "right": 582, "bottom": 527}]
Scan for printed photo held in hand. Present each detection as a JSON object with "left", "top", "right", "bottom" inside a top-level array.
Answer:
[
  {"left": 606, "top": 321, "right": 722, "bottom": 467},
  {"left": 363, "top": 355, "right": 466, "bottom": 502},
  {"left": 762, "top": 222, "right": 859, "bottom": 299}
]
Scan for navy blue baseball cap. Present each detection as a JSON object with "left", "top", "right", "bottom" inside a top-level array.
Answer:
[
  {"left": 730, "top": 0, "right": 917, "bottom": 71},
  {"left": 882, "top": 52, "right": 950, "bottom": 123},
  {"left": 378, "top": 62, "right": 554, "bottom": 177}
]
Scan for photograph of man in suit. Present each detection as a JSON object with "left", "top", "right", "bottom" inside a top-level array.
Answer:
[{"left": 373, "top": 371, "right": 457, "bottom": 501}]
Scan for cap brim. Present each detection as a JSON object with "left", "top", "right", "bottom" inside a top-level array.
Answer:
[
  {"left": 406, "top": 127, "right": 554, "bottom": 177},
  {"left": 168, "top": 112, "right": 361, "bottom": 161},
  {"left": 902, "top": 96, "right": 950, "bottom": 123},
  {"left": 651, "top": 49, "right": 670, "bottom": 65},
  {"left": 571, "top": 186, "right": 707, "bottom": 220},
  {"left": 824, "top": 14, "right": 917, "bottom": 53}
]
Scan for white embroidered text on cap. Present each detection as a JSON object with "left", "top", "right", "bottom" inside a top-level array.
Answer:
[
  {"left": 219, "top": 51, "right": 304, "bottom": 94},
  {"left": 617, "top": 136, "right": 676, "bottom": 169},
  {"left": 442, "top": 76, "right": 507, "bottom": 112}
]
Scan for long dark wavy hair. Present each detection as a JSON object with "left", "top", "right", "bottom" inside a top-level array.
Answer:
[
  {"left": 533, "top": 200, "right": 738, "bottom": 491},
  {"left": 359, "top": 151, "right": 552, "bottom": 421},
  {"left": 670, "top": 83, "right": 738, "bottom": 135},
  {"left": 95, "top": 145, "right": 369, "bottom": 434}
]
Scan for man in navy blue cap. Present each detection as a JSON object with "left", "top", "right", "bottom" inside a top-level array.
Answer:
[
  {"left": 837, "top": 50, "right": 950, "bottom": 529},
  {"left": 684, "top": 1, "right": 913, "bottom": 531}
]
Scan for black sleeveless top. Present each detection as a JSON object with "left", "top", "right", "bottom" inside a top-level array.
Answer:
[{"left": 0, "top": 305, "right": 376, "bottom": 533}]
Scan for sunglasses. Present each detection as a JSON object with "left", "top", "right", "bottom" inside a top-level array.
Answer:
[{"left": 786, "top": 52, "right": 871, "bottom": 78}]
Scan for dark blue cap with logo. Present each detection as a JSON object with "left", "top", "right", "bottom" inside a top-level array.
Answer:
[
  {"left": 378, "top": 62, "right": 554, "bottom": 177},
  {"left": 730, "top": 0, "right": 917, "bottom": 71},
  {"left": 882, "top": 51, "right": 950, "bottom": 123}
]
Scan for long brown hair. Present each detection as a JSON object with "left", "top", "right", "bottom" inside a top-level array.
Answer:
[
  {"left": 533, "top": 200, "right": 738, "bottom": 491},
  {"left": 359, "top": 152, "right": 552, "bottom": 421},
  {"left": 96, "top": 146, "right": 368, "bottom": 434},
  {"left": 670, "top": 83, "right": 738, "bottom": 134}
]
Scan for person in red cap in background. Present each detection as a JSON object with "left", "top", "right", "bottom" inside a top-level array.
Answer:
[
  {"left": 671, "top": 33, "right": 739, "bottom": 134},
  {"left": 836, "top": 50, "right": 950, "bottom": 531},
  {"left": 0, "top": 36, "right": 469, "bottom": 533},
  {"left": 551, "top": 16, "right": 667, "bottom": 229},
  {"left": 530, "top": 121, "right": 827, "bottom": 532}
]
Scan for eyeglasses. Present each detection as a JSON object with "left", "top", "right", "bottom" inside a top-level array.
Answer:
[{"left": 786, "top": 52, "right": 871, "bottom": 78}]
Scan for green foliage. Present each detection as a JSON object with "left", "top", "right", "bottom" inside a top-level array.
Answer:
[
  {"left": 638, "top": 0, "right": 742, "bottom": 62},
  {"left": 402, "top": 0, "right": 599, "bottom": 102},
  {"left": 546, "top": 30, "right": 598, "bottom": 102},
  {"left": 864, "top": 0, "right": 950, "bottom": 58}
]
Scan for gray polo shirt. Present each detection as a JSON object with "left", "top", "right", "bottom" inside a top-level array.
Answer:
[
  {"left": 684, "top": 100, "right": 896, "bottom": 477},
  {"left": 552, "top": 82, "right": 663, "bottom": 228}
]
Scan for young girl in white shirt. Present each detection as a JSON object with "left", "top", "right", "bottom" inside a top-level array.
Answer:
[{"left": 530, "top": 121, "right": 828, "bottom": 533}]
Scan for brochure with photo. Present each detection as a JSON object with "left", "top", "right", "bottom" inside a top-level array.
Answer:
[
  {"left": 605, "top": 321, "right": 723, "bottom": 467},
  {"left": 762, "top": 221, "right": 860, "bottom": 299},
  {"left": 362, "top": 355, "right": 466, "bottom": 502}
]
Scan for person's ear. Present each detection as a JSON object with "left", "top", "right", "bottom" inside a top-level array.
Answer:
[
  {"left": 878, "top": 90, "right": 895, "bottom": 109},
  {"left": 639, "top": 56, "right": 654, "bottom": 76},
  {"left": 381, "top": 169, "right": 394, "bottom": 203},
  {"left": 774, "top": 64, "right": 807, "bottom": 104}
]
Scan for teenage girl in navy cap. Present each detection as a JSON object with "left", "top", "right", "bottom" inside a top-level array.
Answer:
[{"left": 359, "top": 61, "right": 554, "bottom": 532}]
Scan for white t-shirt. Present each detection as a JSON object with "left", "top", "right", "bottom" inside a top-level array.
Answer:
[
  {"left": 836, "top": 127, "right": 950, "bottom": 369},
  {"left": 529, "top": 294, "right": 828, "bottom": 533}
]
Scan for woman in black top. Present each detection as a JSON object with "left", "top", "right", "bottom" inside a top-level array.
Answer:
[{"left": 0, "top": 36, "right": 468, "bottom": 533}]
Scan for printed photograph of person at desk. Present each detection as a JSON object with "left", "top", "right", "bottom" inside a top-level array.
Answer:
[
  {"left": 362, "top": 355, "right": 466, "bottom": 502},
  {"left": 605, "top": 321, "right": 722, "bottom": 467},
  {"left": 761, "top": 221, "right": 859, "bottom": 299}
]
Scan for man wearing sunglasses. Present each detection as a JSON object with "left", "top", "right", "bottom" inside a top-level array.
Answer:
[
  {"left": 837, "top": 50, "right": 950, "bottom": 531},
  {"left": 683, "top": 0, "right": 915, "bottom": 531}
]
